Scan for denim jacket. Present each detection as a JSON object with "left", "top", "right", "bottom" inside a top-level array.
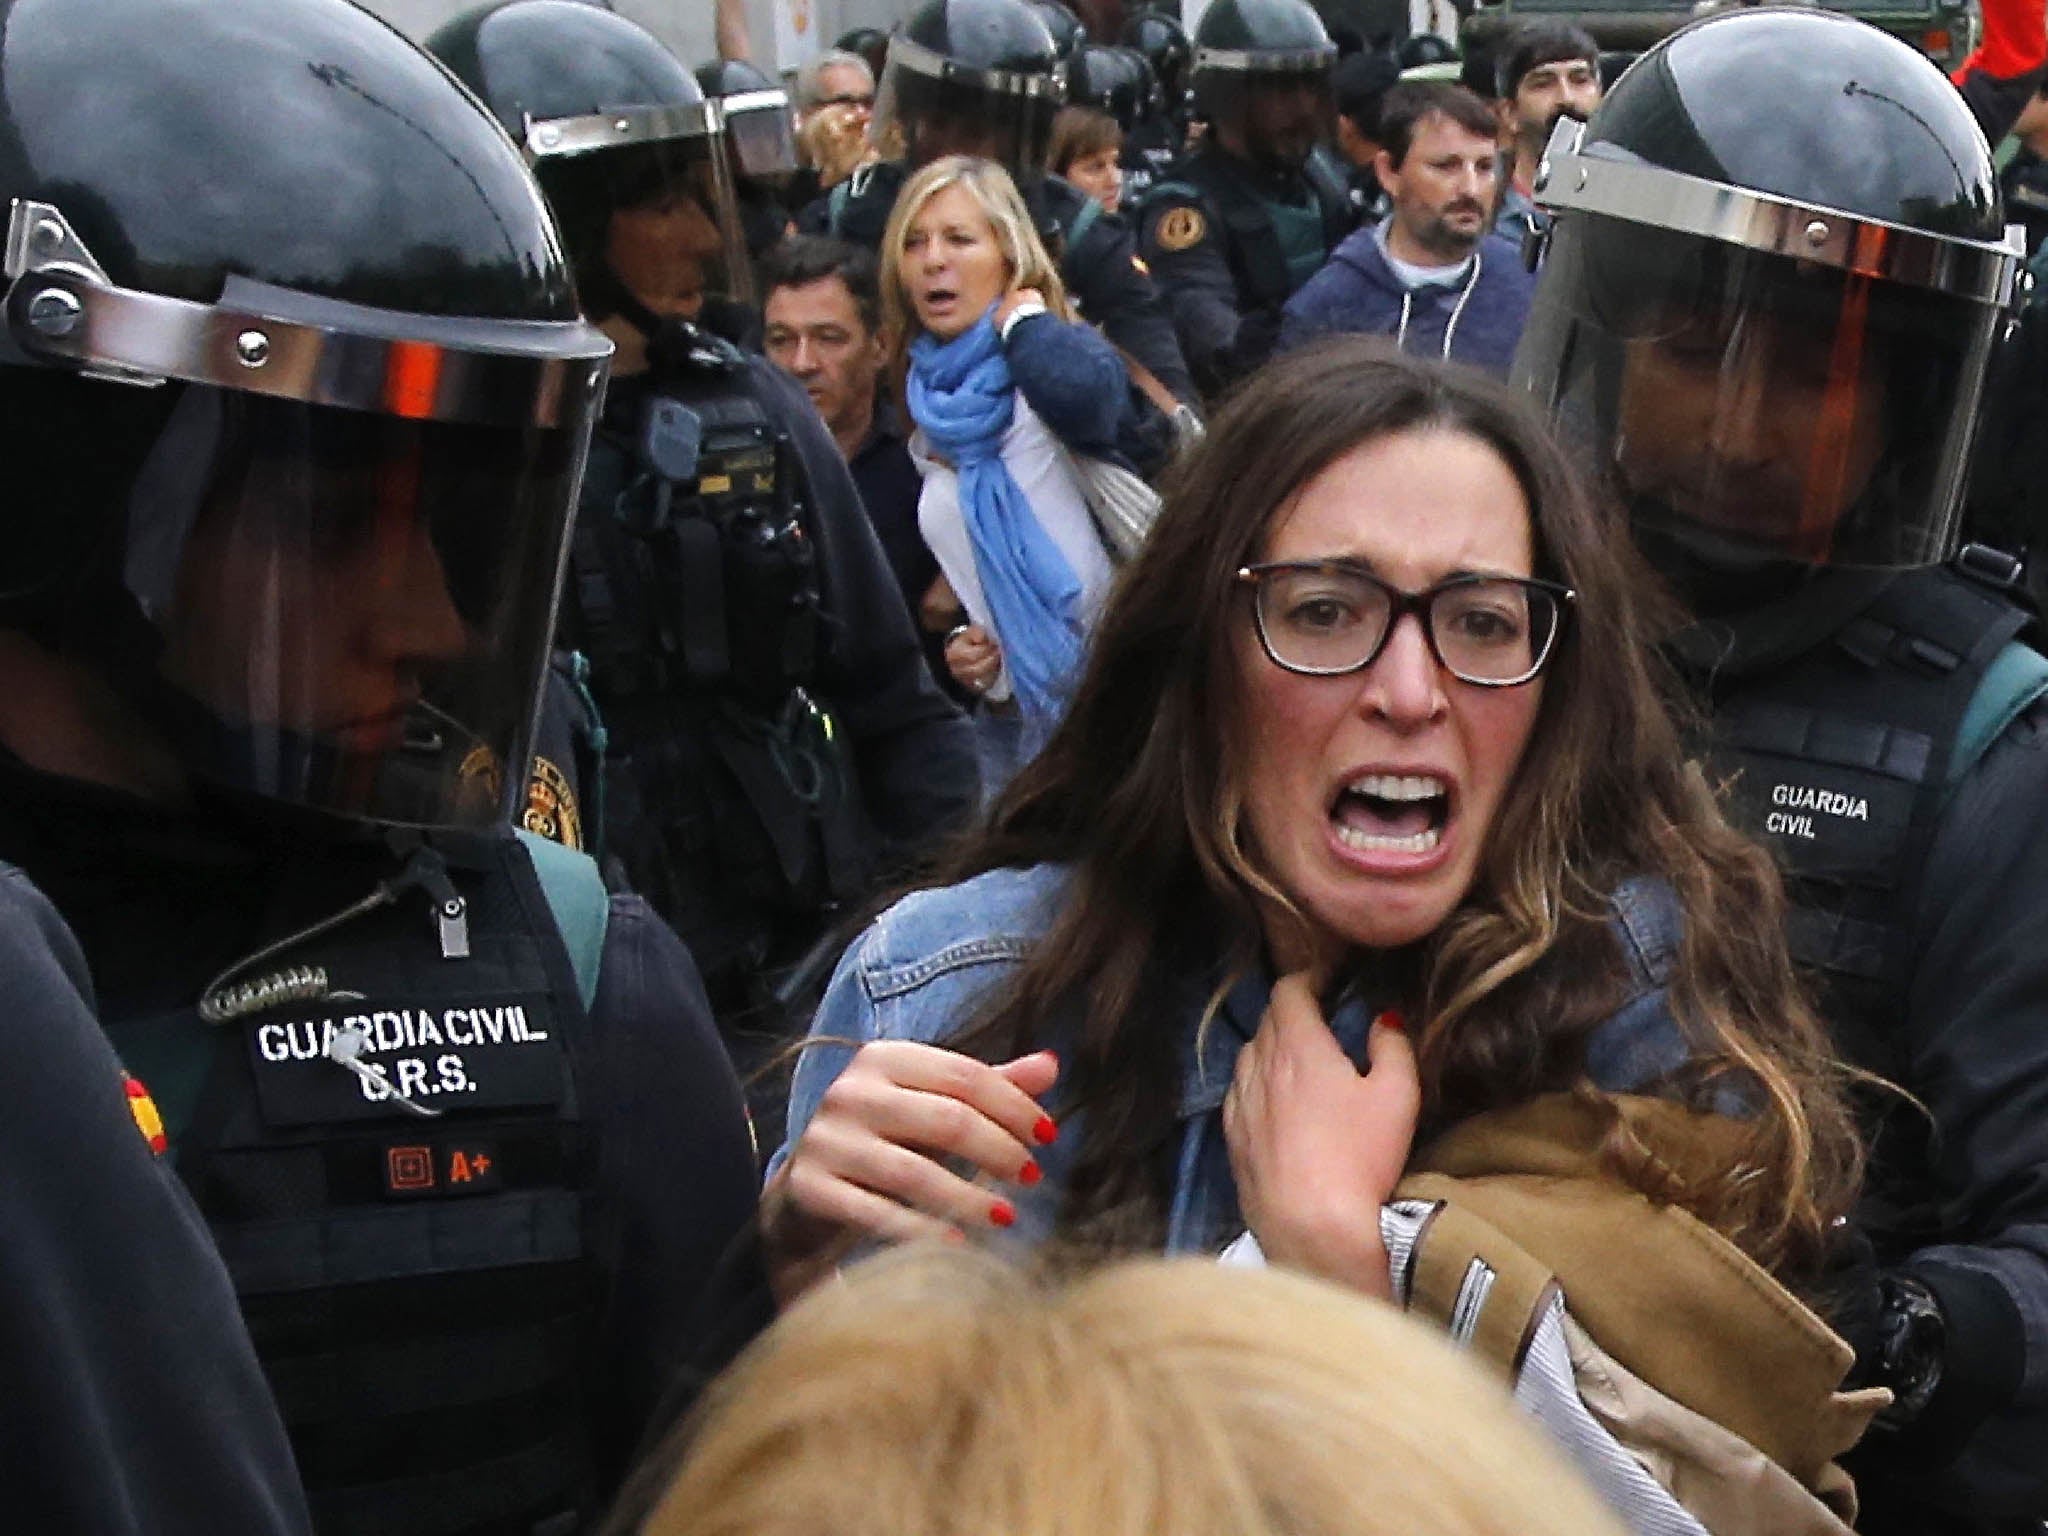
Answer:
[{"left": 772, "top": 863, "right": 1700, "bottom": 1254}]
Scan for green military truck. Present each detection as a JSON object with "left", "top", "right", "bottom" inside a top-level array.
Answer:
[{"left": 1458, "top": 0, "right": 1976, "bottom": 73}]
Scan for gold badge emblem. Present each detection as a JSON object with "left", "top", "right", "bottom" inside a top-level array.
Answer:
[
  {"left": 522, "top": 754, "right": 585, "bottom": 851},
  {"left": 1154, "top": 206, "right": 1206, "bottom": 252}
]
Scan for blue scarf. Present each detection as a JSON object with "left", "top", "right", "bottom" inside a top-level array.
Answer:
[{"left": 908, "top": 311, "right": 1086, "bottom": 731}]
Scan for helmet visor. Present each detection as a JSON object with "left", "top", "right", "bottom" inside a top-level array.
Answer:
[
  {"left": 540, "top": 134, "right": 752, "bottom": 311},
  {"left": 875, "top": 49, "right": 1064, "bottom": 171},
  {"left": 1516, "top": 212, "right": 2001, "bottom": 568},
  {"left": 1193, "top": 66, "right": 1332, "bottom": 171},
  {"left": 125, "top": 387, "right": 591, "bottom": 828},
  {"left": 724, "top": 91, "right": 802, "bottom": 181}
]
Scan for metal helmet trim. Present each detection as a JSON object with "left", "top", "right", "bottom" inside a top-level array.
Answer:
[
  {"left": 720, "top": 87, "right": 793, "bottom": 117},
  {"left": 887, "top": 33, "right": 1070, "bottom": 102},
  {"left": 5, "top": 200, "right": 609, "bottom": 429},
  {"left": 1191, "top": 44, "right": 1333, "bottom": 74},
  {"left": 522, "top": 99, "right": 723, "bottom": 162},
  {"left": 1535, "top": 118, "right": 2025, "bottom": 308}
]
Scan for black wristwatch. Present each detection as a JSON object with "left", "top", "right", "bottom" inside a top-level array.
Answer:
[{"left": 1871, "top": 1273, "right": 1947, "bottom": 1428}]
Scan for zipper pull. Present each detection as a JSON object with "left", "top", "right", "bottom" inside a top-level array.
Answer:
[{"left": 402, "top": 846, "right": 471, "bottom": 960}]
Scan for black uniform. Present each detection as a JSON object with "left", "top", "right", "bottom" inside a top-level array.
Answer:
[
  {"left": 1137, "top": 143, "right": 1353, "bottom": 398},
  {"left": 0, "top": 862, "right": 311, "bottom": 1536},
  {"left": 0, "top": 2, "right": 765, "bottom": 1530},
  {"left": 1514, "top": 14, "right": 2048, "bottom": 1529},
  {"left": 1672, "top": 567, "right": 2048, "bottom": 1530},
  {"left": 1144, "top": 0, "right": 1351, "bottom": 400},
  {"left": 0, "top": 769, "right": 762, "bottom": 1534},
  {"left": 561, "top": 335, "right": 980, "bottom": 1014}
]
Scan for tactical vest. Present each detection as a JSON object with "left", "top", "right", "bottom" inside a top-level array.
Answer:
[
  {"left": 104, "top": 830, "right": 604, "bottom": 1536},
  {"left": 1695, "top": 561, "right": 2047, "bottom": 1245},
  {"left": 564, "top": 353, "right": 869, "bottom": 993},
  {"left": 1150, "top": 150, "right": 1350, "bottom": 310}
]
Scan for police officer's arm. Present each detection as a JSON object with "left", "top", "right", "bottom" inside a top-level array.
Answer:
[
  {"left": 1139, "top": 193, "right": 1274, "bottom": 400},
  {"left": 750, "top": 359, "right": 980, "bottom": 849},
  {"left": 0, "top": 865, "right": 311, "bottom": 1536},
  {"left": 1064, "top": 211, "right": 1201, "bottom": 407},
  {"left": 1892, "top": 700, "right": 2048, "bottom": 1483},
  {"left": 1004, "top": 310, "right": 1130, "bottom": 451},
  {"left": 576, "top": 893, "right": 763, "bottom": 1492}
]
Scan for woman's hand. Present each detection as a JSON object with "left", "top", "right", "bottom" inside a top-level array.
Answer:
[
  {"left": 762, "top": 1041, "right": 1059, "bottom": 1301},
  {"left": 1222, "top": 973, "right": 1420, "bottom": 1299},
  {"left": 944, "top": 622, "right": 1004, "bottom": 697},
  {"left": 993, "top": 287, "right": 1048, "bottom": 331}
]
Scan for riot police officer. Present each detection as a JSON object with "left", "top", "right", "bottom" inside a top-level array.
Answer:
[
  {"left": 428, "top": 1, "right": 980, "bottom": 1077},
  {"left": 1120, "top": 11, "right": 1194, "bottom": 209},
  {"left": 1515, "top": 12, "right": 2047, "bottom": 1531},
  {"left": 801, "top": 0, "right": 1200, "bottom": 458},
  {"left": 696, "top": 57, "right": 803, "bottom": 270},
  {"left": 1138, "top": 0, "right": 1357, "bottom": 400},
  {"left": 0, "top": 0, "right": 762, "bottom": 1530}
]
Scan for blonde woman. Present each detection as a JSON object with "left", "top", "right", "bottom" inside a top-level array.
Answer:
[
  {"left": 629, "top": 1244, "right": 1630, "bottom": 1536},
  {"left": 881, "top": 155, "right": 1135, "bottom": 775}
]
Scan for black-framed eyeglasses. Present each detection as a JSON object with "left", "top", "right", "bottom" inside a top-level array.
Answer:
[{"left": 1236, "top": 562, "right": 1576, "bottom": 687}]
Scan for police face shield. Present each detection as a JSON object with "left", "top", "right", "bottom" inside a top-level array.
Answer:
[
  {"left": 1516, "top": 134, "right": 2021, "bottom": 572},
  {"left": 529, "top": 106, "right": 753, "bottom": 313},
  {"left": 874, "top": 38, "right": 1066, "bottom": 172},
  {"left": 720, "top": 89, "right": 801, "bottom": 185},
  {"left": 1195, "top": 56, "right": 1333, "bottom": 173},
  {"left": 2, "top": 202, "right": 610, "bottom": 828}
]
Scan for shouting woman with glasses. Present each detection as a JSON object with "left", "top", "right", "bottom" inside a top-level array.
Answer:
[{"left": 760, "top": 345, "right": 1874, "bottom": 1513}]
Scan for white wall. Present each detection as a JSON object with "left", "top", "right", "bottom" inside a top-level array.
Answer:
[{"left": 363, "top": 0, "right": 915, "bottom": 76}]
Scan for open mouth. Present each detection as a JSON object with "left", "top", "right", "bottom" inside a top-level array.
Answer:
[
  {"left": 921, "top": 285, "right": 958, "bottom": 312},
  {"left": 1330, "top": 772, "right": 1451, "bottom": 855}
]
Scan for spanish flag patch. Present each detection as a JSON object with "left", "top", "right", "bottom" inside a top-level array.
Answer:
[{"left": 123, "top": 1073, "right": 168, "bottom": 1156}]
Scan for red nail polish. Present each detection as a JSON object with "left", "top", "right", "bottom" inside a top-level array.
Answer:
[
  {"left": 990, "top": 1199, "right": 1017, "bottom": 1229},
  {"left": 1377, "top": 1008, "right": 1408, "bottom": 1033},
  {"left": 1017, "top": 1159, "right": 1042, "bottom": 1187},
  {"left": 1033, "top": 1115, "right": 1059, "bottom": 1145}
]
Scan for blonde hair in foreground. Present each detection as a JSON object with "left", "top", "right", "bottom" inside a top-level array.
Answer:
[
  {"left": 878, "top": 153, "right": 1074, "bottom": 350},
  {"left": 632, "top": 1245, "right": 1628, "bottom": 1536}
]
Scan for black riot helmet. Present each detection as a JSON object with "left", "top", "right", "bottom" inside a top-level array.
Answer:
[
  {"left": 427, "top": 0, "right": 752, "bottom": 311},
  {"left": 1124, "top": 8, "right": 1193, "bottom": 113},
  {"left": 1029, "top": 0, "right": 1088, "bottom": 57},
  {"left": 1191, "top": 0, "right": 1337, "bottom": 173},
  {"left": 696, "top": 57, "right": 801, "bottom": 186},
  {"left": 1514, "top": 9, "right": 2025, "bottom": 585},
  {"left": 836, "top": 26, "right": 892, "bottom": 82},
  {"left": 872, "top": 0, "right": 1069, "bottom": 173},
  {"left": 1069, "top": 43, "right": 1154, "bottom": 131},
  {"left": 0, "top": 0, "right": 609, "bottom": 832}
]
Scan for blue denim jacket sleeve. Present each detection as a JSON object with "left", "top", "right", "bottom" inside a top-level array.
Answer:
[{"left": 767, "top": 864, "right": 1072, "bottom": 1188}]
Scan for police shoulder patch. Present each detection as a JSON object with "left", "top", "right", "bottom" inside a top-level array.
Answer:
[
  {"left": 522, "top": 755, "right": 584, "bottom": 851},
  {"left": 1154, "top": 205, "right": 1207, "bottom": 252}
]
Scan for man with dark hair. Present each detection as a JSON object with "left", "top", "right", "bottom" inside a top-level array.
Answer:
[
  {"left": 1330, "top": 47, "right": 1401, "bottom": 222},
  {"left": 759, "top": 236, "right": 933, "bottom": 647},
  {"left": 1278, "top": 81, "right": 1535, "bottom": 371},
  {"left": 1492, "top": 22, "right": 1600, "bottom": 238}
]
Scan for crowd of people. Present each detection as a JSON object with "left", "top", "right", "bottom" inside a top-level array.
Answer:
[{"left": 5, "top": 0, "right": 2048, "bottom": 1533}]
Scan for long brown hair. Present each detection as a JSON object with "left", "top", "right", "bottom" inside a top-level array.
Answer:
[{"left": 930, "top": 339, "right": 1861, "bottom": 1282}]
